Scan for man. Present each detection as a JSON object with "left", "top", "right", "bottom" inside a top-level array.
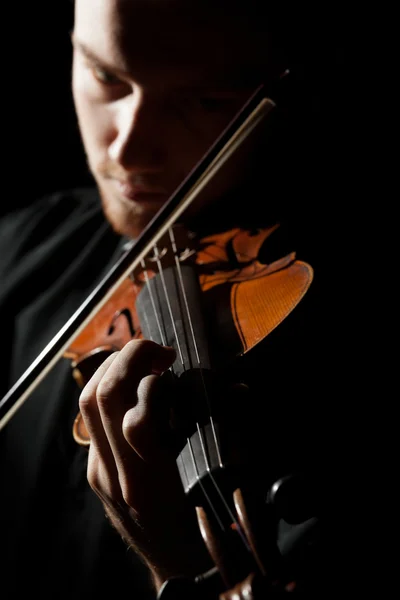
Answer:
[{"left": 0, "top": 1, "right": 346, "bottom": 598}]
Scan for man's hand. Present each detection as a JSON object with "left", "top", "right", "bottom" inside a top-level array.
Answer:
[{"left": 79, "top": 339, "right": 212, "bottom": 590}]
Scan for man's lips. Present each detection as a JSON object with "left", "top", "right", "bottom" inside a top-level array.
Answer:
[{"left": 115, "top": 180, "right": 169, "bottom": 201}]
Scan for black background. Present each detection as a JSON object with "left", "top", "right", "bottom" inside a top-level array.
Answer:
[{"left": 3, "top": 2, "right": 90, "bottom": 214}]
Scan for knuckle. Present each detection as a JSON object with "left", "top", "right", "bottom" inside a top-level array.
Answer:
[
  {"left": 79, "top": 386, "right": 94, "bottom": 414},
  {"left": 87, "top": 465, "right": 100, "bottom": 492},
  {"left": 96, "top": 376, "right": 115, "bottom": 404},
  {"left": 86, "top": 453, "right": 100, "bottom": 491},
  {"left": 95, "top": 371, "right": 123, "bottom": 409},
  {"left": 120, "top": 479, "right": 135, "bottom": 508},
  {"left": 122, "top": 410, "right": 141, "bottom": 444},
  {"left": 125, "top": 338, "right": 161, "bottom": 358}
]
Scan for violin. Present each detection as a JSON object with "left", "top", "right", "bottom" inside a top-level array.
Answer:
[
  {"left": 67, "top": 223, "right": 312, "bottom": 448},
  {"left": 0, "top": 77, "right": 316, "bottom": 598}
]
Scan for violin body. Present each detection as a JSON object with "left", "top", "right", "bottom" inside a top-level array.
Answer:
[{"left": 66, "top": 223, "right": 312, "bottom": 447}]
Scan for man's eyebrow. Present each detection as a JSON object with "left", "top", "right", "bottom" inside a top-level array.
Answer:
[{"left": 70, "top": 33, "right": 128, "bottom": 75}]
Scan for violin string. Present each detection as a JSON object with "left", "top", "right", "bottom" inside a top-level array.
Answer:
[
  {"left": 153, "top": 244, "right": 186, "bottom": 368},
  {"left": 138, "top": 301, "right": 154, "bottom": 343},
  {"left": 146, "top": 237, "right": 226, "bottom": 529},
  {"left": 187, "top": 435, "right": 225, "bottom": 531},
  {"left": 168, "top": 228, "right": 222, "bottom": 466},
  {"left": 140, "top": 259, "right": 176, "bottom": 376},
  {"left": 142, "top": 236, "right": 249, "bottom": 545},
  {"left": 168, "top": 229, "right": 201, "bottom": 366},
  {"left": 140, "top": 259, "right": 167, "bottom": 346},
  {"left": 124, "top": 241, "right": 157, "bottom": 338},
  {"left": 166, "top": 228, "right": 248, "bottom": 543},
  {"left": 189, "top": 427, "right": 251, "bottom": 550}
]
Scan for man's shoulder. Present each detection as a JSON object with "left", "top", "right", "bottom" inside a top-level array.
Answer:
[
  {"left": 0, "top": 186, "right": 104, "bottom": 255},
  {"left": 1, "top": 186, "right": 101, "bottom": 225},
  {"left": 0, "top": 186, "right": 114, "bottom": 298},
  {"left": 38, "top": 185, "right": 101, "bottom": 211}
]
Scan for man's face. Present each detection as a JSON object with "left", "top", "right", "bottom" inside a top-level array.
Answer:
[{"left": 72, "top": 0, "right": 277, "bottom": 238}]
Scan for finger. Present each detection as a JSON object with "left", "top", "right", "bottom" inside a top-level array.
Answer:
[
  {"left": 123, "top": 371, "right": 177, "bottom": 464},
  {"left": 95, "top": 339, "right": 176, "bottom": 479},
  {"left": 79, "top": 352, "right": 121, "bottom": 487}
]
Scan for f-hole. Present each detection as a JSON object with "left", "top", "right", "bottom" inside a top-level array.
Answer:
[{"left": 108, "top": 308, "right": 136, "bottom": 337}]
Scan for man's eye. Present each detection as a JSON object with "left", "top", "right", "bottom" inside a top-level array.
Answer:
[{"left": 91, "top": 66, "right": 121, "bottom": 86}]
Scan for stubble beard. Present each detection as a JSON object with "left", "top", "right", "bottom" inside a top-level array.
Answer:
[{"left": 99, "top": 186, "right": 153, "bottom": 240}]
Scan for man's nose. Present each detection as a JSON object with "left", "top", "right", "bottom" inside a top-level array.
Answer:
[{"left": 108, "top": 90, "right": 166, "bottom": 171}]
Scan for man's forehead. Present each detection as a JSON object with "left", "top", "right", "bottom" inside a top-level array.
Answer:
[{"left": 73, "top": 0, "right": 276, "bottom": 88}]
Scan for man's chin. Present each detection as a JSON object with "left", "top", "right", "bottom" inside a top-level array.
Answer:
[{"left": 101, "top": 194, "right": 162, "bottom": 240}]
